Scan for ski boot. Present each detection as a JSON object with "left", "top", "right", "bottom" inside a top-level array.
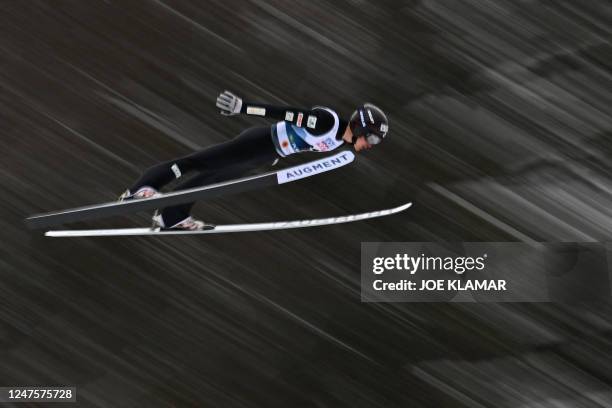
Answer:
[
  {"left": 152, "top": 212, "right": 215, "bottom": 231},
  {"left": 118, "top": 186, "right": 160, "bottom": 202}
]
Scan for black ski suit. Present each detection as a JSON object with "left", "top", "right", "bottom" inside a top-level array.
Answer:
[{"left": 129, "top": 101, "right": 348, "bottom": 226}]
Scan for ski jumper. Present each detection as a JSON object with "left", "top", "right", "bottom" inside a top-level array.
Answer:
[{"left": 129, "top": 102, "right": 349, "bottom": 226}]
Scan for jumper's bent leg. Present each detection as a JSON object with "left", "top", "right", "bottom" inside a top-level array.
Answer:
[
  {"left": 128, "top": 141, "right": 236, "bottom": 192},
  {"left": 155, "top": 126, "right": 280, "bottom": 227},
  {"left": 159, "top": 164, "right": 255, "bottom": 227}
]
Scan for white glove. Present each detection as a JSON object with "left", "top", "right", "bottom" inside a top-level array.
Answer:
[{"left": 216, "top": 90, "right": 242, "bottom": 116}]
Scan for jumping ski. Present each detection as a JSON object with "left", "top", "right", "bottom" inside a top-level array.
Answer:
[
  {"left": 25, "top": 151, "right": 355, "bottom": 230},
  {"left": 44, "top": 202, "right": 412, "bottom": 237}
]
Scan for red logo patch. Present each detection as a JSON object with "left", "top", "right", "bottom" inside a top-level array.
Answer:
[
  {"left": 316, "top": 141, "right": 329, "bottom": 151},
  {"left": 281, "top": 140, "right": 289, "bottom": 148}
]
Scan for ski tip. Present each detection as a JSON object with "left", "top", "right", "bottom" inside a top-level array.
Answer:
[{"left": 396, "top": 202, "right": 412, "bottom": 211}]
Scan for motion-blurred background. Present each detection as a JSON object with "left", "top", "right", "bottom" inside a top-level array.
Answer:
[{"left": 2, "top": 1, "right": 612, "bottom": 406}]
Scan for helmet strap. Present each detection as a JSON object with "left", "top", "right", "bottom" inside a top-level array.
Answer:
[{"left": 343, "top": 124, "right": 356, "bottom": 144}]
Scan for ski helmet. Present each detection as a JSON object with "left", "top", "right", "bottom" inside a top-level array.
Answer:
[{"left": 349, "top": 103, "right": 389, "bottom": 145}]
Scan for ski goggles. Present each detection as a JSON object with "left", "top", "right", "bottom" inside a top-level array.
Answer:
[{"left": 365, "top": 133, "right": 383, "bottom": 145}]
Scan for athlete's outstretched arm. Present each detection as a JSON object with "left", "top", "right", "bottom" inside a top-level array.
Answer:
[{"left": 215, "top": 90, "right": 329, "bottom": 130}]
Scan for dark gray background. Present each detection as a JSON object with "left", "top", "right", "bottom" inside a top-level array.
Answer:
[{"left": 2, "top": 1, "right": 612, "bottom": 407}]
